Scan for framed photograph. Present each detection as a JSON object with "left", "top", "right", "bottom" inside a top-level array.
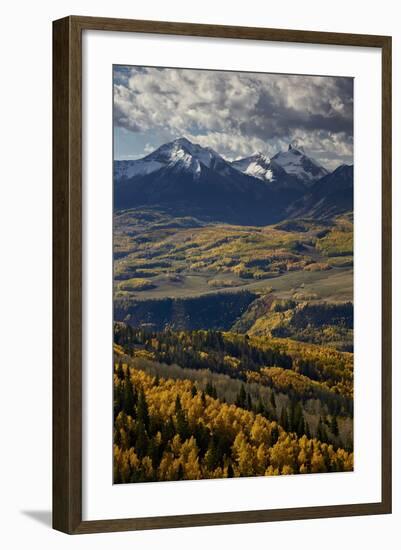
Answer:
[{"left": 53, "top": 16, "right": 392, "bottom": 534}]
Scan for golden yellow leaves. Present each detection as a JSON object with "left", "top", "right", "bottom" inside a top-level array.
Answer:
[{"left": 113, "top": 366, "right": 354, "bottom": 482}]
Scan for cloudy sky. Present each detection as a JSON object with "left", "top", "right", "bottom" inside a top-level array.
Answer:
[{"left": 113, "top": 65, "right": 353, "bottom": 170}]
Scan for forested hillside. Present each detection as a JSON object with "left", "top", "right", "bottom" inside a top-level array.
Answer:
[
  {"left": 114, "top": 364, "right": 353, "bottom": 483},
  {"left": 113, "top": 321, "right": 354, "bottom": 482},
  {"left": 113, "top": 208, "right": 354, "bottom": 482}
]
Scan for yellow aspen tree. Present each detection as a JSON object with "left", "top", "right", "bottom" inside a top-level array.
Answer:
[
  {"left": 208, "top": 466, "right": 225, "bottom": 479},
  {"left": 158, "top": 452, "right": 175, "bottom": 481},
  {"left": 250, "top": 416, "right": 271, "bottom": 446},
  {"left": 120, "top": 427, "right": 130, "bottom": 451},
  {"left": 127, "top": 448, "right": 140, "bottom": 471},
  {"left": 180, "top": 436, "right": 201, "bottom": 479},
  {"left": 265, "top": 465, "right": 280, "bottom": 476},
  {"left": 256, "top": 443, "right": 269, "bottom": 474},
  {"left": 233, "top": 431, "right": 256, "bottom": 477},
  {"left": 119, "top": 451, "right": 131, "bottom": 483},
  {"left": 141, "top": 456, "right": 154, "bottom": 479},
  {"left": 171, "top": 434, "right": 182, "bottom": 457},
  {"left": 269, "top": 434, "right": 297, "bottom": 472},
  {"left": 311, "top": 449, "right": 326, "bottom": 473}
]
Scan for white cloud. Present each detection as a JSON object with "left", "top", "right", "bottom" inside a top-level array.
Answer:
[
  {"left": 113, "top": 66, "right": 353, "bottom": 166},
  {"left": 184, "top": 132, "right": 270, "bottom": 161}
]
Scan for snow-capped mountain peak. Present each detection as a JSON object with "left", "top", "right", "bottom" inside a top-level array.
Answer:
[
  {"left": 149, "top": 137, "right": 222, "bottom": 171},
  {"left": 231, "top": 152, "right": 274, "bottom": 182},
  {"left": 143, "top": 137, "right": 232, "bottom": 178},
  {"left": 113, "top": 137, "right": 352, "bottom": 225},
  {"left": 166, "top": 143, "right": 202, "bottom": 174},
  {"left": 114, "top": 137, "right": 225, "bottom": 181},
  {"left": 272, "top": 143, "right": 328, "bottom": 185},
  {"left": 288, "top": 141, "right": 305, "bottom": 153}
]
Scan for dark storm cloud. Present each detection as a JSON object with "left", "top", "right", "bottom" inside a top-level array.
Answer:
[{"left": 240, "top": 79, "right": 353, "bottom": 139}]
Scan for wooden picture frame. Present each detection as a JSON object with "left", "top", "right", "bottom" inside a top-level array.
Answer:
[{"left": 53, "top": 15, "right": 392, "bottom": 534}]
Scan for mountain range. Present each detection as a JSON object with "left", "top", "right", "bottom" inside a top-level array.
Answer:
[{"left": 114, "top": 137, "right": 353, "bottom": 225}]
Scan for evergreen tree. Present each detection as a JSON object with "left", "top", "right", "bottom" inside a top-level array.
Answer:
[
  {"left": 246, "top": 392, "right": 253, "bottom": 411},
  {"left": 255, "top": 399, "right": 264, "bottom": 415},
  {"left": 194, "top": 422, "right": 210, "bottom": 457},
  {"left": 317, "top": 416, "right": 328, "bottom": 442},
  {"left": 280, "top": 406, "right": 289, "bottom": 431},
  {"left": 330, "top": 415, "right": 339, "bottom": 437},
  {"left": 177, "top": 463, "right": 184, "bottom": 481},
  {"left": 123, "top": 376, "right": 135, "bottom": 415},
  {"left": 288, "top": 399, "right": 301, "bottom": 433},
  {"left": 114, "top": 384, "right": 123, "bottom": 418},
  {"left": 205, "top": 439, "right": 219, "bottom": 471},
  {"left": 136, "top": 389, "right": 149, "bottom": 431},
  {"left": 271, "top": 424, "right": 280, "bottom": 445},
  {"left": 205, "top": 381, "right": 217, "bottom": 398},
  {"left": 296, "top": 412, "right": 306, "bottom": 437},
  {"left": 161, "top": 416, "right": 175, "bottom": 445},
  {"left": 175, "top": 394, "right": 182, "bottom": 413},
  {"left": 270, "top": 391, "right": 276, "bottom": 410},
  {"left": 135, "top": 422, "right": 149, "bottom": 458},
  {"left": 236, "top": 384, "right": 247, "bottom": 408},
  {"left": 176, "top": 408, "right": 190, "bottom": 441}
]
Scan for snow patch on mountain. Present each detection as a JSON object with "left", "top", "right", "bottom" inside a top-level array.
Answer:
[
  {"left": 148, "top": 137, "right": 222, "bottom": 170},
  {"left": 164, "top": 143, "right": 202, "bottom": 176},
  {"left": 272, "top": 144, "right": 328, "bottom": 185},
  {"left": 245, "top": 161, "right": 274, "bottom": 181},
  {"left": 115, "top": 138, "right": 331, "bottom": 193},
  {"left": 231, "top": 153, "right": 274, "bottom": 182},
  {"left": 115, "top": 137, "right": 228, "bottom": 181}
]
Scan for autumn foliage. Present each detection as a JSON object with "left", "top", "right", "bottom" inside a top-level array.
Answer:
[{"left": 113, "top": 364, "right": 353, "bottom": 483}]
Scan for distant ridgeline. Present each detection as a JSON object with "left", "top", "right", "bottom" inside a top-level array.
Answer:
[{"left": 114, "top": 138, "right": 353, "bottom": 225}]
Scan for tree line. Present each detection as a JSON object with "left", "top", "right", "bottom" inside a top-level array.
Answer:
[{"left": 114, "top": 323, "right": 353, "bottom": 416}]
